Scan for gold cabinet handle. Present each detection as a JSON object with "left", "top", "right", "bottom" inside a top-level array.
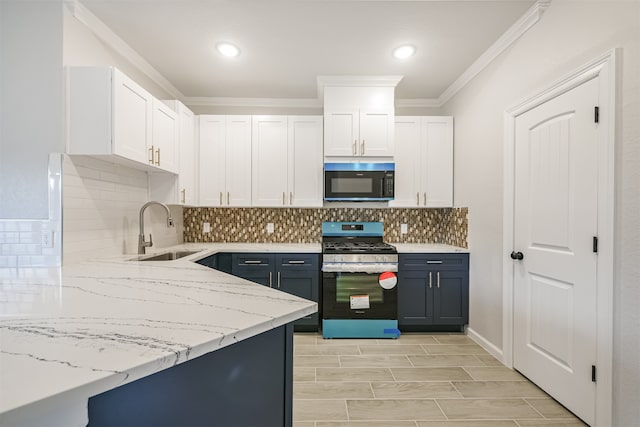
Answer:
[
  {"left": 289, "top": 192, "right": 293, "bottom": 205},
  {"left": 219, "top": 192, "right": 223, "bottom": 205},
  {"left": 227, "top": 192, "right": 230, "bottom": 205},
  {"left": 149, "top": 145, "right": 155, "bottom": 164},
  {"left": 353, "top": 139, "right": 357, "bottom": 155},
  {"left": 282, "top": 192, "right": 285, "bottom": 205},
  {"left": 417, "top": 192, "right": 420, "bottom": 206},
  {"left": 155, "top": 148, "right": 161, "bottom": 166},
  {"left": 277, "top": 271, "right": 281, "bottom": 289},
  {"left": 424, "top": 192, "right": 427, "bottom": 206},
  {"left": 437, "top": 271, "right": 440, "bottom": 288},
  {"left": 181, "top": 189, "right": 186, "bottom": 204},
  {"left": 361, "top": 140, "right": 365, "bottom": 155},
  {"left": 429, "top": 272, "right": 432, "bottom": 289},
  {"left": 269, "top": 272, "right": 273, "bottom": 288}
]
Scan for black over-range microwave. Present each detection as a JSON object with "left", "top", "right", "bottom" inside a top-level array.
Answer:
[{"left": 324, "top": 163, "right": 395, "bottom": 202}]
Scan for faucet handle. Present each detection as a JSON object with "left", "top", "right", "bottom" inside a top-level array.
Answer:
[{"left": 147, "top": 234, "right": 153, "bottom": 247}]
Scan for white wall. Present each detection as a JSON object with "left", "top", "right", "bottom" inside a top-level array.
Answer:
[
  {"left": 0, "top": 0, "right": 64, "bottom": 219},
  {"left": 441, "top": 0, "right": 639, "bottom": 424}
]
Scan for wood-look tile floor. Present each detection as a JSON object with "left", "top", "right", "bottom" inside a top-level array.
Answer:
[{"left": 293, "top": 333, "right": 587, "bottom": 427}]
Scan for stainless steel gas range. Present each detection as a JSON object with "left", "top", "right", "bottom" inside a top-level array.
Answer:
[{"left": 321, "top": 222, "right": 400, "bottom": 339}]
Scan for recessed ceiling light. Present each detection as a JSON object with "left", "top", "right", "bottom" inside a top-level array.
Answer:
[
  {"left": 393, "top": 45, "right": 415, "bottom": 60},
  {"left": 216, "top": 42, "right": 240, "bottom": 57}
]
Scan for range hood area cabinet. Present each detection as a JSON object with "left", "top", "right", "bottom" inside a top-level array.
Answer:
[
  {"left": 198, "top": 115, "right": 253, "bottom": 207},
  {"left": 322, "top": 84, "right": 398, "bottom": 158},
  {"left": 67, "top": 67, "right": 178, "bottom": 173},
  {"left": 390, "top": 116, "right": 454, "bottom": 208},
  {"left": 252, "top": 116, "right": 324, "bottom": 208}
]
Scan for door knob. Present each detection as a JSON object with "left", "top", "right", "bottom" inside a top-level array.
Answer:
[{"left": 510, "top": 251, "right": 524, "bottom": 260}]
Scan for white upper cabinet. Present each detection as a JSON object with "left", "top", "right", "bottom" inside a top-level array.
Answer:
[
  {"left": 67, "top": 67, "right": 177, "bottom": 173},
  {"left": 149, "top": 101, "right": 195, "bottom": 205},
  {"left": 151, "top": 99, "right": 179, "bottom": 173},
  {"left": 252, "top": 116, "right": 323, "bottom": 207},
  {"left": 324, "top": 109, "right": 393, "bottom": 157},
  {"left": 288, "top": 116, "right": 324, "bottom": 207},
  {"left": 390, "top": 116, "right": 454, "bottom": 208},
  {"left": 199, "top": 115, "right": 251, "bottom": 207},
  {"left": 322, "top": 83, "right": 398, "bottom": 158}
]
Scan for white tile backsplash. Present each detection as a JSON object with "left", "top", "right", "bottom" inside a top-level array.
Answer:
[
  {"left": 0, "top": 155, "right": 62, "bottom": 267},
  {"left": 62, "top": 155, "right": 183, "bottom": 264}
]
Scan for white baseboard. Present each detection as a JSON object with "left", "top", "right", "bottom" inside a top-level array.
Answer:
[{"left": 466, "top": 327, "right": 506, "bottom": 365}]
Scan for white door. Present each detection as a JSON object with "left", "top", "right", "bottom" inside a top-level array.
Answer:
[
  {"left": 390, "top": 117, "right": 421, "bottom": 207},
  {"left": 423, "top": 116, "right": 453, "bottom": 207},
  {"left": 252, "top": 116, "right": 288, "bottom": 207},
  {"left": 323, "top": 110, "right": 358, "bottom": 156},
  {"left": 359, "top": 110, "right": 394, "bottom": 157},
  {"left": 198, "top": 115, "right": 226, "bottom": 206},
  {"left": 513, "top": 77, "right": 599, "bottom": 425},
  {"left": 225, "top": 116, "right": 252, "bottom": 207},
  {"left": 288, "top": 116, "right": 323, "bottom": 207}
]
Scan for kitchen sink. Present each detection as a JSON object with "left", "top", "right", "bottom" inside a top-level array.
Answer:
[{"left": 132, "top": 250, "right": 202, "bottom": 261}]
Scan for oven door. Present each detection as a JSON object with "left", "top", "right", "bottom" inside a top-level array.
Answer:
[{"left": 322, "top": 271, "right": 397, "bottom": 319}]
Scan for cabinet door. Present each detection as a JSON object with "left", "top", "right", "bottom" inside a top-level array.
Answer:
[
  {"left": 288, "top": 116, "right": 323, "bottom": 207},
  {"left": 389, "top": 117, "right": 421, "bottom": 207},
  {"left": 231, "top": 253, "right": 274, "bottom": 287},
  {"left": 225, "top": 116, "right": 252, "bottom": 207},
  {"left": 112, "top": 69, "right": 153, "bottom": 164},
  {"left": 359, "top": 110, "right": 394, "bottom": 157},
  {"left": 397, "top": 270, "right": 434, "bottom": 326},
  {"left": 423, "top": 116, "right": 453, "bottom": 207},
  {"left": 433, "top": 270, "right": 468, "bottom": 325},
  {"left": 152, "top": 99, "right": 179, "bottom": 173},
  {"left": 252, "top": 116, "right": 288, "bottom": 207},
  {"left": 323, "top": 110, "right": 358, "bottom": 156},
  {"left": 275, "top": 254, "right": 319, "bottom": 328},
  {"left": 198, "top": 115, "right": 226, "bottom": 206},
  {"left": 177, "top": 102, "right": 196, "bottom": 205}
]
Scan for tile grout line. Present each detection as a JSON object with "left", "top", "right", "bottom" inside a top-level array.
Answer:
[{"left": 432, "top": 397, "right": 450, "bottom": 421}]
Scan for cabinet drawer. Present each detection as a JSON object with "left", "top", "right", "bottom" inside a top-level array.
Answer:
[
  {"left": 232, "top": 253, "right": 272, "bottom": 267},
  {"left": 399, "top": 253, "right": 469, "bottom": 271},
  {"left": 275, "top": 254, "right": 319, "bottom": 269}
]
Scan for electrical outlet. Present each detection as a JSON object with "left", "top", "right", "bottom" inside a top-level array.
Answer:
[
  {"left": 266, "top": 223, "right": 274, "bottom": 234},
  {"left": 41, "top": 230, "right": 54, "bottom": 248},
  {"left": 203, "top": 222, "right": 211, "bottom": 233},
  {"left": 400, "top": 224, "right": 408, "bottom": 234}
]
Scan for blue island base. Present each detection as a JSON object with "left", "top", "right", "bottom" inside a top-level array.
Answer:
[{"left": 322, "top": 319, "right": 400, "bottom": 339}]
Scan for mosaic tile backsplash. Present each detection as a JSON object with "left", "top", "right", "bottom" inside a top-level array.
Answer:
[{"left": 184, "top": 207, "right": 468, "bottom": 248}]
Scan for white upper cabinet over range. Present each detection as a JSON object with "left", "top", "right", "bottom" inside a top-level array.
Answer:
[
  {"left": 324, "top": 109, "right": 394, "bottom": 157},
  {"left": 390, "top": 116, "right": 454, "bottom": 208},
  {"left": 199, "top": 115, "right": 252, "bottom": 207},
  {"left": 252, "top": 115, "right": 323, "bottom": 207},
  {"left": 67, "top": 67, "right": 178, "bottom": 173},
  {"left": 322, "top": 80, "right": 400, "bottom": 159}
]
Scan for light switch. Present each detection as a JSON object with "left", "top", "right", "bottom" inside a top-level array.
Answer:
[
  {"left": 203, "top": 222, "right": 211, "bottom": 233},
  {"left": 401, "top": 224, "right": 408, "bottom": 234},
  {"left": 267, "top": 223, "right": 274, "bottom": 234}
]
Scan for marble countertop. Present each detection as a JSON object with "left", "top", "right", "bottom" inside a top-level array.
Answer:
[
  {"left": 0, "top": 241, "right": 467, "bottom": 424},
  {"left": 0, "top": 249, "right": 317, "bottom": 425}
]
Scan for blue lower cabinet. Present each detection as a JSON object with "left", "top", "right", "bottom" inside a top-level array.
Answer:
[
  {"left": 88, "top": 324, "right": 294, "bottom": 427},
  {"left": 398, "top": 253, "right": 469, "bottom": 332},
  {"left": 227, "top": 253, "right": 319, "bottom": 332}
]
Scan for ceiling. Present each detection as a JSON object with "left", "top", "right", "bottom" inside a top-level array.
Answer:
[{"left": 79, "top": 0, "right": 537, "bottom": 104}]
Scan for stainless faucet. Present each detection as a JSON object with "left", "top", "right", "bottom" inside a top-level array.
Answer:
[{"left": 138, "top": 201, "right": 174, "bottom": 254}]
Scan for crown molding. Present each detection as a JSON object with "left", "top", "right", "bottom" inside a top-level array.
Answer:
[
  {"left": 437, "top": 0, "right": 551, "bottom": 106},
  {"left": 395, "top": 98, "right": 442, "bottom": 109},
  {"left": 183, "top": 97, "right": 322, "bottom": 109},
  {"left": 65, "top": 0, "right": 184, "bottom": 100}
]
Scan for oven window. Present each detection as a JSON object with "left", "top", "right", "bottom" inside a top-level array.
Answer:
[
  {"left": 331, "top": 178, "right": 372, "bottom": 194},
  {"left": 335, "top": 274, "right": 383, "bottom": 303}
]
